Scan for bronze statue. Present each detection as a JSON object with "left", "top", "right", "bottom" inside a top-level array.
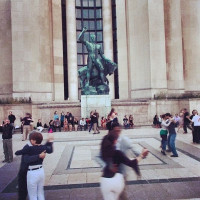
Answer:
[{"left": 78, "top": 27, "right": 117, "bottom": 95}]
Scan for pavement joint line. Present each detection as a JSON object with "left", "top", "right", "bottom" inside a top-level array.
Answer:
[{"left": 2, "top": 177, "right": 200, "bottom": 193}]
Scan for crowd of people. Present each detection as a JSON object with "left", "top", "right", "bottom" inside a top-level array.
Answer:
[
  {"left": 1, "top": 110, "right": 135, "bottom": 136},
  {"left": 154, "top": 108, "right": 200, "bottom": 158},
  {"left": 0, "top": 108, "right": 142, "bottom": 200},
  {"left": 2, "top": 107, "right": 200, "bottom": 199}
]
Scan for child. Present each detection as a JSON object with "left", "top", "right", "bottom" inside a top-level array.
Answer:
[{"left": 15, "top": 131, "right": 53, "bottom": 200}]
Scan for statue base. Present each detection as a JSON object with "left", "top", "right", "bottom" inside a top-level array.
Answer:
[{"left": 81, "top": 95, "right": 111, "bottom": 119}]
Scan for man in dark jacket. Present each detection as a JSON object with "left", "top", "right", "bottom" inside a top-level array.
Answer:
[
  {"left": 8, "top": 111, "right": 16, "bottom": 134},
  {"left": 16, "top": 141, "right": 46, "bottom": 200},
  {"left": 2, "top": 119, "right": 13, "bottom": 163}
]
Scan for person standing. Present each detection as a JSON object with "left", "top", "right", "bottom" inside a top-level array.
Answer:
[
  {"left": 160, "top": 114, "right": 171, "bottom": 155},
  {"left": 2, "top": 119, "right": 13, "bottom": 163},
  {"left": 168, "top": 115, "right": 178, "bottom": 157},
  {"left": 173, "top": 113, "right": 180, "bottom": 127},
  {"left": 15, "top": 131, "right": 53, "bottom": 200},
  {"left": 116, "top": 127, "right": 140, "bottom": 200},
  {"left": 191, "top": 110, "right": 200, "bottom": 144},
  {"left": 129, "top": 115, "right": 134, "bottom": 128},
  {"left": 100, "top": 129, "right": 148, "bottom": 200},
  {"left": 177, "top": 112, "right": 184, "bottom": 133},
  {"left": 8, "top": 111, "right": 16, "bottom": 134},
  {"left": 22, "top": 113, "right": 33, "bottom": 141},
  {"left": 89, "top": 111, "right": 94, "bottom": 132},
  {"left": 16, "top": 136, "right": 46, "bottom": 200},
  {"left": 91, "top": 111, "right": 99, "bottom": 134},
  {"left": 183, "top": 108, "right": 193, "bottom": 134}
]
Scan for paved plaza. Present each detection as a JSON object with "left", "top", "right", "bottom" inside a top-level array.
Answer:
[{"left": 0, "top": 127, "right": 200, "bottom": 200}]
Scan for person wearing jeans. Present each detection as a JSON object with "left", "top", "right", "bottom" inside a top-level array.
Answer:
[
  {"left": 160, "top": 114, "right": 171, "bottom": 155},
  {"left": 168, "top": 116, "right": 178, "bottom": 157}
]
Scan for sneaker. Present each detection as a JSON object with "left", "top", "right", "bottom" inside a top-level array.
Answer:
[
  {"left": 161, "top": 150, "right": 166, "bottom": 155},
  {"left": 170, "top": 155, "right": 178, "bottom": 157},
  {"left": 2, "top": 160, "right": 8, "bottom": 163}
]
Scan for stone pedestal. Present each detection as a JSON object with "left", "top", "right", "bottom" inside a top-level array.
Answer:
[{"left": 81, "top": 95, "right": 111, "bottom": 118}]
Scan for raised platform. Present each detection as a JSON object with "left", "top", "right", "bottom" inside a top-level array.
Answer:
[
  {"left": 81, "top": 95, "right": 111, "bottom": 118},
  {"left": 0, "top": 98, "right": 200, "bottom": 127}
]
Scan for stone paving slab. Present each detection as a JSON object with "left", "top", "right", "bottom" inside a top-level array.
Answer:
[{"left": 0, "top": 127, "right": 200, "bottom": 199}]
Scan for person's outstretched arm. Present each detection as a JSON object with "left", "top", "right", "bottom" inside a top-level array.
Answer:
[
  {"left": 44, "top": 134, "right": 54, "bottom": 154},
  {"left": 78, "top": 27, "right": 87, "bottom": 44}
]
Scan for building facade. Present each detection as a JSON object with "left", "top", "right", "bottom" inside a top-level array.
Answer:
[{"left": 1, "top": 0, "right": 200, "bottom": 102}]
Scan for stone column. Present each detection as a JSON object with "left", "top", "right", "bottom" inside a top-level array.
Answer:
[
  {"left": 116, "top": 0, "right": 129, "bottom": 100},
  {"left": 181, "top": 0, "right": 200, "bottom": 92},
  {"left": 52, "top": 0, "right": 64, "bottom": 101},
  {"left": 148, "top": 0, "right": 167, "bottom": 96},
  {"left": 126, "top": 0, "right": 152, "bottom": 99},
  {"left": 164, "top": 0, "right": 184, "bottom": 93},
  {"left": 102, "top": 0, "right": 115, "bottom": 99},
  {"left": 0, "top": 0, "right": 12, "bottom": 98},
  {"left": 66, "top": 0, "right": 78, "bottom": 101}
]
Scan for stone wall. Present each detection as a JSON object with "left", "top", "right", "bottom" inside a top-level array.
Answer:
[{"left": 0, "top": 99, "right": 199, "bottom": 127}]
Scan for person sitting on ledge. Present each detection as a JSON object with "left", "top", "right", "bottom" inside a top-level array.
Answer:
[
  {"left": 54, "top": 118, "right": 61, "bottom": 132},
  {"left": 80, "top": 118, "right": 86, "bottom": 131},
  {"left": 36, "top": 119, "right": 44, "bottom": 132},
  {"left": 64, "top": 119, "right": 68, "bottom": 132}
]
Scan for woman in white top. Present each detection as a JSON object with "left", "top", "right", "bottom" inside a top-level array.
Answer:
[{"left": 191, "top": 110, "right": 200, "bottom": 143}]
